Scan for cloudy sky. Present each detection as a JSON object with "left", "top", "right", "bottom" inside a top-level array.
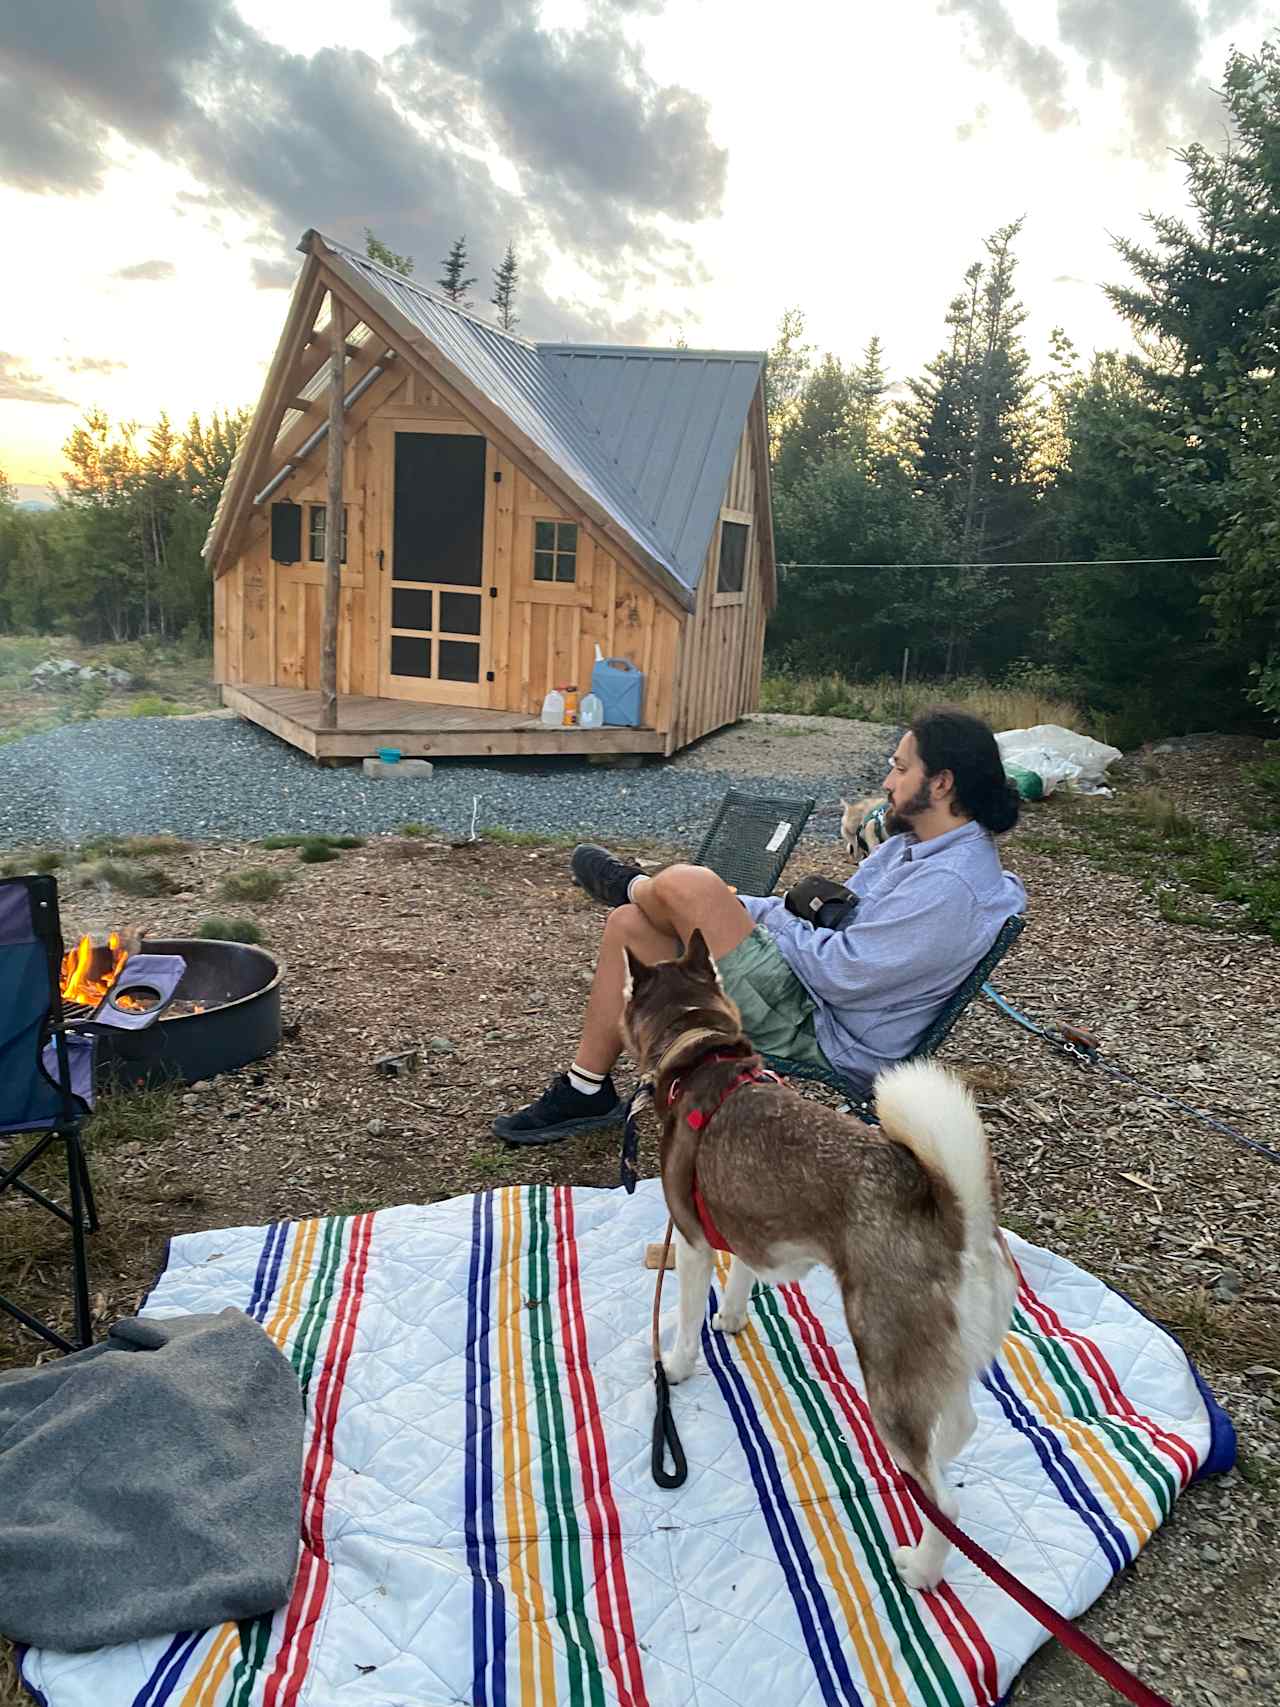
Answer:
[{"left": 1, "top": 0, "right": 1276, "bottom": 497}]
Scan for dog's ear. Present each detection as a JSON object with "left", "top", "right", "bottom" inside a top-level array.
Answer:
[
  {"left": 681, "top": 928, "right": 721, "bottom": 986},
  {"left": 621, "top": 944, "right": 654, "bottom": 1007}
]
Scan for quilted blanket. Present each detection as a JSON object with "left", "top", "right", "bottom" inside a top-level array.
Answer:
[{"left": 20, "top": 1180, "right": 1234, "bottom": 1707}]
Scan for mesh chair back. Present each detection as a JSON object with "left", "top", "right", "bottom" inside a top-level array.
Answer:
[
  {"left": 0, "top": 876, "right": 82, "bottom": 1134},
  {"left": 692, "top": 788, "right": 816, "bottom": 897}
]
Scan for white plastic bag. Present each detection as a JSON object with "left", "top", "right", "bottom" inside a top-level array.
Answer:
[{"left": 996, "top": 724, "right": 1122, "bottom": 796}]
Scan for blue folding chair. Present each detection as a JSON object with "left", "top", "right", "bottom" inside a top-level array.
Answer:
[{"left": 1, "top": 875, "right": 186, "bottom": 1353}]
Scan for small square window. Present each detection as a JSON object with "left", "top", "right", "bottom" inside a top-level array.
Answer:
[
  {"left": 531, "top": 520, "right": 578, "bottom": 584},
  {"left": 308, "top": 504, "right": 348, "bottom": 564},
  {"left": 717, "top": 519, "right": 748, "bottom": 595}
]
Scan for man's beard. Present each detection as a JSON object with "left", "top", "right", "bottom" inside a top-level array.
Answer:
[{"left": 884, "top": 778, "right": 932, "bottom": 836}]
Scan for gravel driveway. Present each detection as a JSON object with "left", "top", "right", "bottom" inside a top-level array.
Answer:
[{"left": 0, "top": 713, "right": 901, "bottom": 850}]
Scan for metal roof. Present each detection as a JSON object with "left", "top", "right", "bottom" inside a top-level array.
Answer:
[{"left": 318, "top": 235, "right": 764, "bottom": 601}]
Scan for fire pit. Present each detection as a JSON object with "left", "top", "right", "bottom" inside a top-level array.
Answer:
[{"left": 61, "top": 934, "right": 283, "bottom": 1087}]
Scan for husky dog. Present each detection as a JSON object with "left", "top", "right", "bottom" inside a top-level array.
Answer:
[
  {"left": 622, "top": 929, "right": 1016, "bottom": 1592},
  {"left": 840, "top": 795, "right": 891, "bottom": 861}
]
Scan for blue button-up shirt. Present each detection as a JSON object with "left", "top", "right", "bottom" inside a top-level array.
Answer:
[{"left": 740, "top": 820, "right": 1026, "bottom": 1083}]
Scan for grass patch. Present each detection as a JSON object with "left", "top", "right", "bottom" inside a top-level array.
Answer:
[
  {"left": 125, "top": 694, "right": 188, "bottom": 718},
  {"left": 398, "top": 821, "right": 431, "bottom": 837},
  {"left": 218, "top": 867, "right": 286, "bottom": 903},
  {"left": 481, "top": 826, "right": 579, "bottom": 848},
  {"left": 80, "top": 834, "right": 190, "bottom": 859},
  {"left": 1030, "top": 792, "right": 1280, "bottom": 942},
  {"left": 196, "top": 915, "right": 265, "bottom": 944},
  {"left": 1237, "top": 1453, "right": 1280, "bottom": 1500},
  {"left": 298, "top": 839, "right": 339, "bottom": 863},
  {"left": 260, "top": 832, "right": 364, "bottom": 850},
  {"left": 83, "top": 1083, "right": 179, "bottom": 1152},
  {"left": 94, "top": 860, "right": 181, "bottom": 896},
  {"left": 0, "top": 846, "right": 66, "bottom": 876},
  {"left": 759, "top": 670, "right": 1091, "bottom": 735}
]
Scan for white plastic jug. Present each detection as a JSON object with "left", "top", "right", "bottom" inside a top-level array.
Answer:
[
  {"left": 540, "top": 688, "right": 565, "bottom": 728},
  {"left": 579, "top": 692, "right": 604, "bottom": 729}
]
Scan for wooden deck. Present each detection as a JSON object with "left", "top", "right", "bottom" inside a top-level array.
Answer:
[{"left": 223, "top": 684, "right": 667, "bottom": 760}]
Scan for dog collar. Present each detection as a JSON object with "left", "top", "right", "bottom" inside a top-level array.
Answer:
[{"left": 667, "top": 1052, "right": 779, "bottom": 1127}]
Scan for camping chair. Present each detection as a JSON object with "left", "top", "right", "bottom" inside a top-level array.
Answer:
[
  {"left": 0, "top": 875, "right": 186, "bottom": 1353},
  {"left": 692, "top": 787, "right": 816, "bottom": 896},
  {"left": 759, "top": 914, "right": 1026, "bottom": 1117}
]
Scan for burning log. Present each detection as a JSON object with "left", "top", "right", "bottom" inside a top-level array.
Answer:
[{"left": 59, "top": 925, "right": 146, "bottom": 1008}]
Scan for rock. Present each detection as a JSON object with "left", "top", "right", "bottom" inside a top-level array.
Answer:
[
  {"left": 29, "top": 657, "right": 134, "bottom": 690},
  {"left": 362, "top": 756, "right": 434, "bottom": 780},
  {"left": 366, "top": 1118, "right": 388, "bottom": 1137},
  {"left": 429, "top": 1036, "right": 456, "bottom": 1054},
  {"left": 190, "top": 1079, "right": 214, "bottom": 1092},
  {"left": 1214, "top": 1269, "right": 1243, "bottom": 1301}
]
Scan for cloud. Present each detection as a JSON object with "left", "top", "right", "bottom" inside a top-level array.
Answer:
[
  {"left": 0, "top": 352, "right": 72, "bottom": 404},
  {"left": 1055, "top": 0, "right": 1248, "bottom": 153},
  {"left": 1052, "top": 273, "right": 1090, "bottom": 285},
  {"left": 65, "top": 355, "right": 127, "bottom": 374},
  {"left": 941, "top": 0, "right": 1076, "bottom": 131},
  {"left": 251, "top": 256, "right": 298, "bottom": 290},
  {"left": 114, "top": 259, "right": 176, "bottom": 281},
  {"left": 0, "top": 0, "right": 724, "bottom": 340}
]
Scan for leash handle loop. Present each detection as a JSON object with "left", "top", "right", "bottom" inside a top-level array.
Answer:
[{"left": 651, "top": 1361, "right": 688, "bottom": 1488}]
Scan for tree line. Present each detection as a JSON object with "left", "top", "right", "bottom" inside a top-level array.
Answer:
[
  {"left": 767, "top": 44, "right": 1280, "bottom": 736},
  {"left": 3, "top": 49, "right": 1278, "bottom": 739}
]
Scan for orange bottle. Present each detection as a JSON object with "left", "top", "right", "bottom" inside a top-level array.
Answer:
[{"left": 563, "top": 685, "right": 579, "bottom": 726}]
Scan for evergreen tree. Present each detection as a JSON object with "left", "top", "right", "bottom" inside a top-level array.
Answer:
[
  {"left": 773, "top": 355, "right": 858, "bottom": 493},
  {"left": 765, "top": 307, "right": 814, "bottom": 464},
  {"left": 438, "top": 236, "right": 476, "bottom": 306},
  {"left": 364, "top": 229, "right": 415, "bottom": 277},
  {"left": 491, "top": 242, "right": 520, "bottom": 331}
]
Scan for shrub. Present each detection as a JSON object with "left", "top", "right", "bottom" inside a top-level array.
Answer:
[
  {"left": 196, "top": 915, "right": 265, "bottom": 944},
  {"left": 218, "top": 867, "right": 285, "bottom": 902}
]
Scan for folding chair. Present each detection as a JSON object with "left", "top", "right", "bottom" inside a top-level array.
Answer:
[
  {"left": 0, "top": 875, "right": 186, "bottom": 1353},
  {"left": 692, "top": 787, "right": 816, "bottom": 897},
  {"left": 759, "top": 914, "right": 1026, "bottom": 1116}
]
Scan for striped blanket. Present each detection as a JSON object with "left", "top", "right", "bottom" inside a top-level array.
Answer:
[{"left": 21, "top": 1180, "right": 1233, "bottom": 1707}]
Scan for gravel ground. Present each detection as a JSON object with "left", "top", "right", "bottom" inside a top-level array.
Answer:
[{"left": 0, "top": 713, "right": 900, "bottom": 851}]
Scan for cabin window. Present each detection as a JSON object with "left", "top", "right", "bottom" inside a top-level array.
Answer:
[
  {"left": 716, "top": 519, "right": 749, "bottom": 595},
  {"left": 533, "top": 519, "right": 578, "bottom": 583},
  {"left": 308, "top": 504, "right": 348, "bottom": 564}
]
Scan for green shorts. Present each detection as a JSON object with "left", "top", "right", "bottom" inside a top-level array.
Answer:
[{"left": 718, "top": 925, "right": 831, "bottom": 1067}]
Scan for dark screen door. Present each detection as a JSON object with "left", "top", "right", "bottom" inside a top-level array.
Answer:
[{"left": 385, "top": 432, "right": 487, "bottom": 699}]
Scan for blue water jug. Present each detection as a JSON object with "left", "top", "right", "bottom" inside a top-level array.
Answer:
[{"left": 590, "top": 656, "right": 645, "bottom": 727}]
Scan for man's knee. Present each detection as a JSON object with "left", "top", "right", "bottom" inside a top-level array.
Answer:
[{"left": 650, "top": 863, "right": 727, "bottom": 908}]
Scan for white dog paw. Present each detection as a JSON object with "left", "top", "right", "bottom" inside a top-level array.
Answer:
[
  {"left": 661, "top": 1351, "right": 697, "bottom": 1385},
  {"left": 712, "top": 1309, "right": 747, "bottom": 1335},
  {"left": 893, "top": 1544, "right": 944, "bottom": 1593}
]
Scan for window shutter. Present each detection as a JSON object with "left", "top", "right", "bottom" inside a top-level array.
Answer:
[{"left": 271, "top": 501, "right": 302, "bottom": 564}]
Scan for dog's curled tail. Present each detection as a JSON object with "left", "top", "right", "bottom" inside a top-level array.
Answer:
[{"left": 873, "top": 1060, "right": 995, "bottom": 1246}]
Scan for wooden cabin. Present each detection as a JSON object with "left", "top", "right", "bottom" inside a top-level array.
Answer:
[{"left": 205, "top": 229, "right": 776, "bottom": 760}]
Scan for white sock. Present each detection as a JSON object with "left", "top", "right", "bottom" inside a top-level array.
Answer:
[
  {"left": 626, "top": 873, "right": 649, "bottom": 903},
  {"left": 568, "top": 1063, "right": 607, "bottom": 1097}
]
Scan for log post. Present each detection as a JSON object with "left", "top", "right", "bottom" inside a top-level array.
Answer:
[{"left": 320, "top": 294, "right": 348, "bottom": 730}]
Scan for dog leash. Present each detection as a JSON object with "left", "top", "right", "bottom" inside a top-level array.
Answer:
[
  {"left": 982, "top": 984, "right": 1280, "bottom": 1167},
  {"left": 649, "top": 1217, "right": 687, "bottom": 1487},
  {"left": 902, "top": 1474, "right": 1174, "bottom": 1706}
]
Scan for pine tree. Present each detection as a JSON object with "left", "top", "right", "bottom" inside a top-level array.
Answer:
[
  {"left": 491, "top": 242, "right": 520, "bottom": 330},
  {"left": 365, "top": 229, "right": 414, "bottom": 277},
  {"left": 765, "top": 308, "right": 814, "bottom": 464},
  {"left": 438, "top": 236, "right": 476, "bottom": 307},
  {"left": 773, "top": 355, "right": 858, "bottom": 493}
]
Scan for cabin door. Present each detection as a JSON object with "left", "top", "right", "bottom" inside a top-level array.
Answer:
[{"left": 380, "top": 429, "right": 492, "bottom": 705}]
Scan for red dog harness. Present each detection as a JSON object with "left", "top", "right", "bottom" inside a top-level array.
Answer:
[{"left": 665, "top": 1052, "right": 780, "bottom": 1253}]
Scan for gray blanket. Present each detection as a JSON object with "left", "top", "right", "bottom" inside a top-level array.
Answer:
[{"left": 0, "top": 1308, "right": 303, "bottom": 1651}]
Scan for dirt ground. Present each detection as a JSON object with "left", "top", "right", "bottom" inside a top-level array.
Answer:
[{"left": 2, "top": 721, "right": 1278, "bottom": 1706}]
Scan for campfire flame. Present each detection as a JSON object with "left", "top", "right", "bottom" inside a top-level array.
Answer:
[{"left": 60, "top": 932, "right": 129, "bottom": 1008}]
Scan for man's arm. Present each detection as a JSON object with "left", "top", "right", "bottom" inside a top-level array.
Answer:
[{"left": 766, "top": 868, "right": 978, "bottom": 1004}]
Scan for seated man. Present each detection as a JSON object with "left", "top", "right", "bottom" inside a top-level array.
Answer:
[{"left": 493, "top": 707, "right": 1027, "bottom": 1145}]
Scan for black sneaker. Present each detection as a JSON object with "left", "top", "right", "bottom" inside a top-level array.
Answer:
[
  {"left": 571, "top": 843, "right": 644, "bottom": 908},
  {"left": 493, "top": 1073, "right": 623, "bottom": 1146}
]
